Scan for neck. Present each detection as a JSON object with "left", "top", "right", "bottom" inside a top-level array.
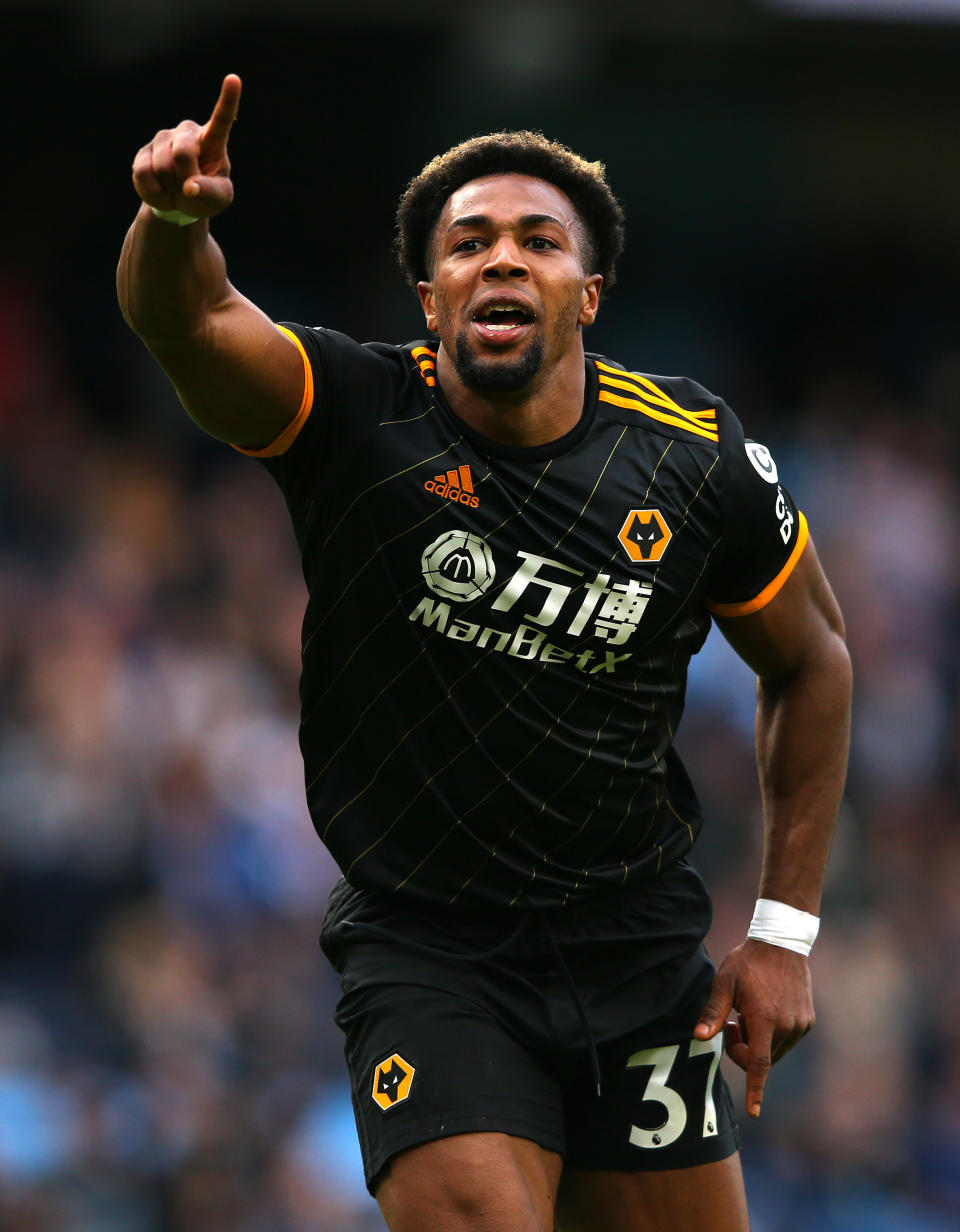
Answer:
[{"left": 435, "top": 341, "right": 587, "bottom": 448}]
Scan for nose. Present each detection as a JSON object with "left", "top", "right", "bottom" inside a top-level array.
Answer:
[{"left": 482, "top": 236, "right": 529, "bottom": 281}]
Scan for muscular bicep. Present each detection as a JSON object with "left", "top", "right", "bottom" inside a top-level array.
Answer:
[
  {"left": 149, "top": 285, "right": 306, "bottom": 450},
  {"left": 715, "top": 539, "right": 847, "bottom": 684}
]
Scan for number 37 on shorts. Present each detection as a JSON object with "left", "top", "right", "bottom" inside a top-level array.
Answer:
[{"left": 626, "top": 1033, "right": 724, "bottom": 1149}]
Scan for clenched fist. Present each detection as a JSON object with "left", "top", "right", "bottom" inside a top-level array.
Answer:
[{"left": 132, "top": 74, "right": 241, "bottom": 221}]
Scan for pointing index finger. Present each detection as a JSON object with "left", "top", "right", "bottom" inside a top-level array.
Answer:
[
  {"left": 201, "top": 74, "right": 242, "bottom": 154},
  {"left": 745, "top": 1021, "right": 773, "bottom": 1118}
]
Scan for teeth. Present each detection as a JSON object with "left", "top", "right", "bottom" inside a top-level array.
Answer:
[
  {"left": 485, "top": 322, "right": 519, "bottom": 331},
  {"left": 479, "top": 304, "right": 530, "bottom": 321}
]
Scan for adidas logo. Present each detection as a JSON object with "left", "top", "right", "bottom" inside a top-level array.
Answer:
[{"left": 424, "top": 464, "right": 480, "bottom": 509}]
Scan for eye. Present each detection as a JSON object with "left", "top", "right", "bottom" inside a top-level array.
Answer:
[
  {"left": 527, "top": 236, "right": 558, "bottom": 250},
  {"left": 452, "top": 237, "right": 484, "bottom": 254}
]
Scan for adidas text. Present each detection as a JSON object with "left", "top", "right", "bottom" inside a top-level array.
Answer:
[{"left": 424, "top": 479, "right": 479, "bottom": 508}]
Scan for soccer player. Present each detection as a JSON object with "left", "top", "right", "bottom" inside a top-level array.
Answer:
[{"left": 118, "top": 75, "right": 852, "bottom": 1232}]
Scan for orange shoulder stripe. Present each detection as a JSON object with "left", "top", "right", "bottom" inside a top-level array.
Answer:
[
  {"left": 598, "top": 389, "right": 719, "bottom": 442},
  {"left": 595, "top": 361, "right": 717, "bottom": 428}
]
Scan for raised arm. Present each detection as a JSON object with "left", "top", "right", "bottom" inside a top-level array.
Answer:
[
  {"left": 117, "top": 75, "right": 303, "bottom": 449},
  {"left": 693, "top": 539, "right": 852, "bottom": 1117}
]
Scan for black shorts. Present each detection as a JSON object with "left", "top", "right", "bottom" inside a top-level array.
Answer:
[{"left": 320, "top": 861, "right": 741, "bottom": 1192}]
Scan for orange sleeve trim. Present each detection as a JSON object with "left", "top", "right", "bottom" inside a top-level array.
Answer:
[
  {"left": 706, "top": 512, "right": 809, "bottom": 618},
  {"left": 231, "top": 325, "right": 315, "bottom": 458}
]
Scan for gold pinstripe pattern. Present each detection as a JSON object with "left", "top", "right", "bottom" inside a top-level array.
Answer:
[
  {"left": 636, "top": 455, "right": 722, "bottom": 645},
  {"left": 620, "top": 689, "right": 667, "bottom": 887},
  {"left": 308, "top": 359, "right": 729, "bottom": 901},
  {"left": 448, "top": 686, "right": 585, "bottom": 904},
  {"left": 339, "top": 641, "right": 536, "bottom": 869},
  {"left": 667, "top": 798, "right": 696, "bottom": 850},
  {"left": 482, "top": 459, "right": 553, "bottom": 538},
  {"left": 301, "top": 448, "right": 545, "bottom": 669},
  {"left": 622, "top": 773, "right": 665, "bottom": 885},
  {"left": 302, "top": 480, "right": 458, "bottom": 657},
  {"left": 507, "top": 695, "right": 618, "bottom": 906},
  {"left": 553, "top": 425, "right": 628, "bottom": 550},
  {"left": 321, "top": 439, "right": 454, "bottom": 549},
  {"left": 571, "top": 710, "right": 650, "bottom": 893},
  {"left": 445, "top": 436, "right": 691, "bottom": 902},
  {"left": 373, "top": 437, "right": 639, "bottom": 895},
  {"left": 305, "top": 458, "right": 556, "bottom": 826},
  {"left": 641, "top": 439, "right": 675, "bottom": 500},
  {"left": 391, "top": 670, "right": 544, "bottom": 892},
  {"left": 360, "top": 481, "right": 632, "bottom": 889},
  {"left": 304, "top": 463, "right": 541, "bottom": 753},
  {"left": 642, "top": 537, "right": 722, "bottom": 649},
  {"left": 309, "top": 646, "right": 429, "bottom": 796},
  {"left": 380, "top": 408, "right": 433, "bottom": 427},
  {"left": 535, "top": 705, "right": 618, "bottom": 860},
  {"left": 300, "top": 436, "right": 477, "bottom": 659},
  {"left": 408, "top": 455, "right": 577, "bottom": 900},
  {"left": 323, "top": 641, "right": 495, "bottom": 844},
  {"left": 428, "top": 422, "right": 639, "bottom": 903},
  {"left": 299, "top": 494, "right": 488, "bottom": 723},
  {"left": 300, "top": 461, "right": 491, "bottom": 661}
]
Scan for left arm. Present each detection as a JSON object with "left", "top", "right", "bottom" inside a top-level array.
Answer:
[{"left": 694, "top": 537, "right": 852, "bottom": 1117}]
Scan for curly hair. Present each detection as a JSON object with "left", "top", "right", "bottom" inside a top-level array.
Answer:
[{"left": 395, "top": 131, "right": 626, "bottom": 294}]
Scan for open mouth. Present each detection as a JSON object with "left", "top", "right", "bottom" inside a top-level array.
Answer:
[{"left": 471, "top": 299, "right": 536, "bottom": 344}]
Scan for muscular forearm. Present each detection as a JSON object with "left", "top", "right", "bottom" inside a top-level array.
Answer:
[
  {"left": 118, "top": 78, "right": 304, "bottom": 447},
  {"left": 117, "top": 204, "right": 230, "bottom": 346},
  {"left": 754, "top": 630, "right": 852, "bottom": 914},
  {"left": 702, "top": 542, "right": 850, "bottom": 1115}
]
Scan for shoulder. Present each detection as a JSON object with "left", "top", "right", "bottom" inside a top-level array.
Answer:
[
  {"left": 274, "top": 326, "right": 441, "bottom": 419},
  {"left": 588, "top": 354, "right": 731, "bottom": 449},
  {"left": 279, "top": 323, "right": 426, "bottom": 377}
]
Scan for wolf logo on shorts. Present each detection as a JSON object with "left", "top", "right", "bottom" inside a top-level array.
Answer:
[{"left": 372, "top": 1053, "right": 416, "bottom": 1111}]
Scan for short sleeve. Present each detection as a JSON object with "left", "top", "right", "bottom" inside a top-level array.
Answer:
[
  {"left": 705, "top": 419, "right": 809, "bottom": 617},
  {"left": 230, "top": 325, "right": 315, "bottom": 459},
  {"left": 242, "top": 323, "right": 402, "bottom": 508}
]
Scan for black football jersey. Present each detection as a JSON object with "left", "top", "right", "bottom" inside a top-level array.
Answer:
[{"left": 240, "top": 325, "right": 807, "bottom": 909}]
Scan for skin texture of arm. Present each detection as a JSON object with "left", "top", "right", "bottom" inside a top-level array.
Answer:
[
  {"left": 693, "top": 539, "right": 853, "bottom": 1119},
  {"left": 116, "top": 75, "right": 304, "bottom": 449}
]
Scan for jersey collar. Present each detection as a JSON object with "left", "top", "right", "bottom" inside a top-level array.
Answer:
[{"left": 421, "top": 348, "right": 599, "bottom": 462}]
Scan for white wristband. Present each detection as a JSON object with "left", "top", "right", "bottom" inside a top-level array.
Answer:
[
  {"left": 747, "top": 898, "right": 820, "bottom": 956},
  {"left": 150, "top": 206, "right": 201, "bottom": 226}
]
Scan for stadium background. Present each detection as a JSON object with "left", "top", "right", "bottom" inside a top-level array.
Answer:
[{"left": 1, "top": 1, "right": 959, "bottom": 1227}]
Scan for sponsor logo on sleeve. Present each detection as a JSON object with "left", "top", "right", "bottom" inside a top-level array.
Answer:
[{"left": 745, "top": 442, "right": 779, "bottom": 484}]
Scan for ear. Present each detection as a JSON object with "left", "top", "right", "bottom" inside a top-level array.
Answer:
[
  {"left": 578, "top": 274, "right": 602, "bottom": 327},
  {"left": 417, "top": 281, "right": 437, "bottom": 333}
]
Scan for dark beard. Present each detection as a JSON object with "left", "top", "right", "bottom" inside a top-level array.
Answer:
[{"left": 453, "top": 332, "right": 544, "bottom": 394}]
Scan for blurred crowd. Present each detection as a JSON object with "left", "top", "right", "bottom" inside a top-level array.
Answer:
[{"left": 0, "top": 245, "right": 958, "bottom": 1232}]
